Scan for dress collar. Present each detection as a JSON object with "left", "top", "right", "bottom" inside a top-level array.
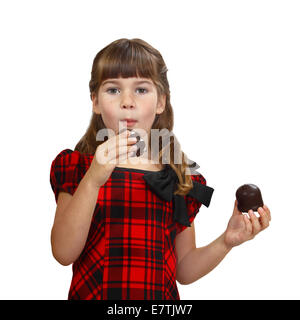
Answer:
[{"left": 142, "top": 163, "right": 214, "bottom": 227}]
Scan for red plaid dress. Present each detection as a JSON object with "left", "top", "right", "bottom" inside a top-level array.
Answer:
[{"left": 50, "top": 149, "right": 214, "bottom": 300}]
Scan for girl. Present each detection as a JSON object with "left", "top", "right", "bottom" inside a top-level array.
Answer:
[{"left": 50, "top": 38, "right": 271, "bottom": 300}]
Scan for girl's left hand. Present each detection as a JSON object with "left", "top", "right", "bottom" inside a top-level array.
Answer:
[{"left": 224, "top": 200, "right": 271, "bottom": 249}]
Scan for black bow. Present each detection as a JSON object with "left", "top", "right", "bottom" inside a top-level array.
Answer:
[{"left": 143, "top": 164, "right": 214, "bottom": 227}]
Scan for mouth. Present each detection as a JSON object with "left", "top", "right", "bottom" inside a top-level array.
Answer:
[{"left": 121, "top": 119, "right": 138, "bottom": 127}]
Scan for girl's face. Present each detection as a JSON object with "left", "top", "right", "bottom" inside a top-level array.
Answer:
[{"left": 92, "top": 77, "right": 166, "bottom": 137}]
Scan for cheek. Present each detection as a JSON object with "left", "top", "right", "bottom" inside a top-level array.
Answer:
[
  {"left": 139, "top": 108, "right": 157, "bottom": 132},
  {"left": 142, "top": 103, "right": 157, "bottom": 119},
  {"left": 143, "top": 109, "right": 155, "bottom": 120},
  {"left": 103, "top": 106, "right": 116, "bottom": 118},
  {"left": 101, "top": 106, "right": 120, "bottom": 130}
]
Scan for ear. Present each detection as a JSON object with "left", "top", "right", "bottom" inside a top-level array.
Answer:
[
  {"left": 156, "top": 94, "right": 166, "bottom": 114},
  {"left": 92, "top": 92, "right": 101, "bottom": 114}
]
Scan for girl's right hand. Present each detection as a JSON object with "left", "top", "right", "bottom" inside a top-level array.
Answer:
[{"left": 87, "top": 129, "right": 138, "bottom": 188}]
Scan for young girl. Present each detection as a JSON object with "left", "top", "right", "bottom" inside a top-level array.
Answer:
[{"left": 50, "top": 38, "right": 271, "bottom": 300}]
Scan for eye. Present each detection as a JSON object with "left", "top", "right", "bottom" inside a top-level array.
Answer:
[
  {"left": 106, "top": 87, "right": 148, "bottom": 94},
  {"left": 107, "top": 88, "right": 119, "bottom": 94},
  {"left": 136, "top": 87, "right": 148, "bottom": 94}
]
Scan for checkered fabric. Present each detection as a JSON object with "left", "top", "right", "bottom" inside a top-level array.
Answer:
[{"left": 50, "top": 149, "right": 210, "bottom": 300}]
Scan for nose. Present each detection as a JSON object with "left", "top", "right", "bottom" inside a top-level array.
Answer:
[
  {"left": 121, "top": 91, "right": 136, "bottom": 109},
  {"left": 121, "top": 104, "right": 135, "bottom": 110}
]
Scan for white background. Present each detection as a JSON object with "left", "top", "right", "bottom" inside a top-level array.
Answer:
[{"left": 0, "top": 0, "right": 299, "bottom": 300}]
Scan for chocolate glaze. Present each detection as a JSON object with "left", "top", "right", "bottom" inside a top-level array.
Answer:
[
  {"left": 119, "top": 128, "right": 146, "bottom": 157},
  {"left": 128, "top": 130, "right": 146, "bottom": 157},
  {"left": 235, "top": 184, "right": 264, "bottom": 212}
]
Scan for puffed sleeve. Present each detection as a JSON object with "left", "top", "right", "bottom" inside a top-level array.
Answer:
[
  {"left": 50, "top": 149, "right": 82, "bottom": 203},
  {"left": 175, "top": 173, "right": 213, "bottom": 234}
]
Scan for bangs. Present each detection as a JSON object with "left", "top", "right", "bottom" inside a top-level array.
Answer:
[{"left": 98, "top": 41, "right": 158, "bottom": 83}]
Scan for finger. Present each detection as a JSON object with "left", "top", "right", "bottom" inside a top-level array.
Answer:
[
  {"left": 116, "top": 128, "right": 130, "bottom": 143},
  {"left": 248, "top": 210, "right": 261, "bottom": 236},
  {"left": 105, "top": 129, "right": 144, "bottom": 163},
  {"left": 124, "top": 144, "right": 139, "bottom": 158},
  {"left": 263, "top": 204, "right": 271, "bottom": 221},
  {"left": 118, "top": 128, "right": 131, "bottom": 136},
  {"left": 118, "top": 152, "right": 131, "bottom": 164},
  {"left": 115, "top": 136, "right": 138, "bottom": 149},
  {"left": 243, "top": 214, "right": 253, "bottom": 235},
  {"left": 108, "top": 144, "right": 138, "bottom": 164},
  {"left": 106, "top": 130, "right": 133, "bottom": 154},
  {"left": 233, "top": 200, "right": 242, "bottom": 216},
  {"left": 257, "top": 207, "right": 270, "bottom": 230},
  {"left": 117, "top": 130, "right": 138, "bottom": 147}
]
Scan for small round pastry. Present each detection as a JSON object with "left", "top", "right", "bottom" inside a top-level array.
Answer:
[
  {"left": 128, "top": 129, "right": 146, "bottom": 157},
  {"left": 235, "top": 184, "right": 264, "bottom": 212}
]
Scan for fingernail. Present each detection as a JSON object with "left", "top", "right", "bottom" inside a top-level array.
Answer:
[{"left": 130, "top": 145, "right": 138, "bottom": 152}]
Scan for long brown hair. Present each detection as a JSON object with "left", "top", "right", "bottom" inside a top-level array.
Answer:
[{"left": 75, "top": 38, "right": 196, "bottom": 196}]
